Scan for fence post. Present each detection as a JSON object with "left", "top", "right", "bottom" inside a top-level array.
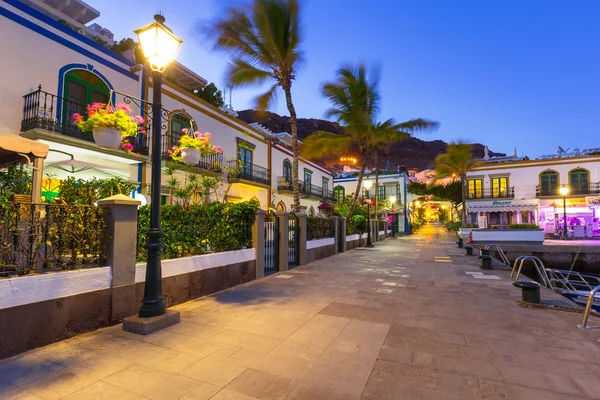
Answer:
[
  {"left": 371, "top": 220, "right": 378, "bottom": 242},
  {"left": 253, "top": 209, "right": 266, "bottom": 279},
  {"left": 276, "top": 210, "right": 289, "bottom": 272},
  {"left": 339, "top": 217, "right": 347, "bottom": 252},
  {"left": 331, "top": 216, "right": 339, "bottom": 255},
  {"left": 97, "top": 194, "right": 141, "bottom": 323},
  {"left": 297, "top": 211, "right": 308, "bottom": 265}
]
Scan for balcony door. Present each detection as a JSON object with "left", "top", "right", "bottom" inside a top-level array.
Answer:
[
  {"left": 491, "top": 177, "right": 508, "bottom": 198},
  {"left": 63, "top": 70, "right": 109, "bottom": 140},
  {"left": 539, "top": 170, "right": 558, "bottom": 196},
  {"left": 170, "top": 114, "right": 191, "bottom": 147},
  {"left": 570, "top": 169, "right": 589, "bottom": 195},
  {"left": 467, "top": 179, "right": 483, "bottom": 199},
  {"left": 237, "top": 145, "right": 253, "bottom": 176},
  {"left": 283, "top": 160, "right": 292, "bottom": 185}
]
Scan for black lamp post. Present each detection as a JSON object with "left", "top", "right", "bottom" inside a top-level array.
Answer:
[
  {"left": 559, "top": 186, "right": 569, "bottom": 239},
  {"left": 135, "top": 15, "right": 182, "bottom": 318},
  {"left": 389, "top": 195, "right": 397, "bottom": 237},
  {"left": 364, "top": 178, "right": 374, "bottom": 247}
]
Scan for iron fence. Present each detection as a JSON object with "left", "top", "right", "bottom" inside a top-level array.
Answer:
[
  {"left": 0, "top": 203, "right": 105, "bottom": 277},
  {"left": 264, "top": 210, "right": 279, "bottom": 275},
  {"left": 288, "top": 212, "right": 299, "bottom": 267}
]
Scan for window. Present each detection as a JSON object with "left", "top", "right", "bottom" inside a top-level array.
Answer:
[
  {"left": 491, "top": 177, "right": 508, "bottom": 198},
  {"left": 237, "top": 139, "right": 254, "bottom": 176},
  {"left": 283, "top": 160, "right": 292, "bottom": 183},
  {"left": 276, "top": 201, "right": 286, "bottom": 211},
  {"left": 569, "top": 168, "right": 589, "bottom": 194},
  {"left": 334, "top": 186, "right": 345, "bottom": 202},
  {"left": 378, "top": 185, "right": 386, "bottom": 200},
  {"left": 395, "top": 184, "right": 401, "bottom": 203},
  {"left": 63, "top": 69, "right": 110, "bottom": 136},
  {"left": 322, "top": 178, "right": 329, "bottom": 194},
  {"left": 304, "top": 169, "right": 312, "bottom": 188},
  {"left": 170, "top": 114, "right": 191, "bottom": 147},
  {"left": 539, "top": 170, "right": 558, "bottom": 196},
  {"left": 467, "top": 179, "right": 483, "bottom": 199}
]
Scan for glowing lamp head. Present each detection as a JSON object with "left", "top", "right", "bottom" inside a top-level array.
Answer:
[
  {"left": 389, "top": 195, "right": 397, "bottom": 204},
  {"left": 415, "top": 201, "right": 420, "bottom": 207},
  {"left": 363, "top": 178, "right": 373, "bottom": 190},
  {"left": 441, "top": 205, "right": 446, "bottom": 209},
  {"left": 559, "top": 187, "right": 569, "bottom": 196},
  {"left": 135, "top": 14, "right": 182, "bottom": 72}
]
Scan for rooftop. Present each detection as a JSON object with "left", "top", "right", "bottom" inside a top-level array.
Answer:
[
  {"left": 22, "top": 0, "right": 100, "bottom": 25},
  {"left": 163, "top": 62, "right": 208, "bottom": 91}
]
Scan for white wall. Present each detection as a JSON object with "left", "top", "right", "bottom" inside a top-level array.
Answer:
[
  {"left": 467, "top": 156, "right": 600, "bottom": 199},
  {"left": 333, "top": 173, "right": 408, "bottom": 205}
]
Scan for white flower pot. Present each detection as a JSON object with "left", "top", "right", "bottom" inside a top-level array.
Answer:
[
  {"left": 181, "top": 148, "right": 201, "bottom": 165},
  {"left": 93, "top": 127, "right": 122, "bottom": 149}
]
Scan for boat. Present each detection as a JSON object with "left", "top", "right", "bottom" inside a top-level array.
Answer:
[{"left": 546, "top": 269, "right": 600, "bottom": 312}]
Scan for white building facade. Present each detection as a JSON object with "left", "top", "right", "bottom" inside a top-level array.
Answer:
[{"left": 465, "top": 155, "right": 600, "bottom": 237}]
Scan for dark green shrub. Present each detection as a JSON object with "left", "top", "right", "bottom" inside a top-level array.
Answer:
[
  {"left": 348, "top": 215, "right": 368, "bottom": 235},
  {"left": 307, "top": 216, "right": 334, "bottom": 240},
  {"left": 508, "top": 224, "right": 540, "bottom": 230},
  {"left": 445, "top": 221, "right": 462, "bottom": 232},
  {"left": 137, "top": 200, "right": 259, "bottom": 261}
]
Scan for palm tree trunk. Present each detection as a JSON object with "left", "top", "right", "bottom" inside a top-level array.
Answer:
[
  {"left": 374, "top": 153, "right": 379, "bottom": 220},
  {"left": 283, "top": 85, "right": 300, "bottom": 212},
  {"left": 461, "top": 175, "right": 467, "bottom": 224},
  {"left": 347, "top": 163, "right": 367, "bottom": 218}
]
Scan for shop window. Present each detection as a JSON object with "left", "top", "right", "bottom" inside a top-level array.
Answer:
[
  {"left": 569, "top": 169, "right": 589, "bottom": 195},
  {"left": 467, "top": 179, "right": 483, "bottom": 199},
  {"left": 334, "top": 186, "right": 345, "bottom": 202},
  {"left": 283, "top": 160, "right": 292, "bottom": 183},
  {"left": 491, "top": 177, "right": 508, "bottom": 198},
  {"left": 539, "top": 170, "right": 559, "bottom": 196},
  {"left": 170, "top": 113, "right": 191, "bottom": 147}
]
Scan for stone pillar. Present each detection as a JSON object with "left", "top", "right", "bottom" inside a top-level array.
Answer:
[
  {"left": 331, "top": 216, "right": 339, "bottom": 255},
  {"left": 276, "top": 210, "right": 289, "bottom": 272},
  {"left": 371, "top": 220, "right": 378, "bottom": 242},
  {"left": 252, "top": 209, "right": 266, "bottom": 279},
  {"left": 97, "top": 194, "right": 141, "bottom": 323},
  {"left": 31, "top": 156, "right": 44, "bottom": 204},
  {"left": 297, "top": 211, "right": 308, "bottom": 265},
  {"left": 339, "top": 217, "right": 347, "bottom": 252}
]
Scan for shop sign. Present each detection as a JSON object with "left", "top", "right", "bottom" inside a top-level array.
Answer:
[
  {"left": 468, "top": 199, "right": 539, "bottom": 207},
  {"left": 585, "top": 196, "right": 600, "bottom": 206}
]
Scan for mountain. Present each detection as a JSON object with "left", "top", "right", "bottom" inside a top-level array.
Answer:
[{"left": 237, "top": 110, "right": 505, "bottom": 170}]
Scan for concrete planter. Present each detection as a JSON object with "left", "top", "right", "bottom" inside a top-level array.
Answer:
[{"left": 471, "top": 229, "right": 545, "bottom": 244}]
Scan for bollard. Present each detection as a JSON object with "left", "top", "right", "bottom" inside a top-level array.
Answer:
[
  {"left": 480, "top": 248, "right": 489, "bottom": 256},
  {"left": 464, "top": 246, "right": 473, "bottom": 256},
  {"left": 478, "top": 255, "right": 492, "bottom": 270},
  {"left": 512, "top": 280, "right": 541, "bottom": 304},
  {"left": 457, "top": 237, "right": 464, "bottom": 248}
]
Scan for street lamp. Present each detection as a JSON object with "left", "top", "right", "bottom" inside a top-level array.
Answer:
[
  {"left": 389, "top": 195, "right": 397, "bottom": 237},
  {"left": 134, "top": 15, "right": 182, "bottom": 318},
  {"left": 364, "top": 178, "right": 374, "bottom": 247},
  {"left": 559, "top": 186, "right": 569, "bottom": 239}
]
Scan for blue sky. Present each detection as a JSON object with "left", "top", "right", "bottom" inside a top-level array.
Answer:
[{"left": 94, "top": 0, "right": 600, "bottom": 157}]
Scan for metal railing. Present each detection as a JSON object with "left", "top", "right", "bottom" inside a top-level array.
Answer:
[
  {"left": 21, "top": 86, "right": 148, "bottom": 155},
  {"left": 161, "top": 136, "right": 224, "bottom": 173},
  {"left": 577, "top": 285, "right": 600, "bottom": 330},
  {"left": 0, "top": 202, "right": 106, "bottom": 277},
  {"left": 277, "top": 177, "right": 336, "bottom": 201},
  {"left": 536, "top": 183, "right": 600, "bottom": 197},
  {"left": 465, "top": 187, "right": 514, "bottom": 200},
  {"left": 228, "top": 161, "right": 270, "bottom": 186},
  {"left": 484, "top": 244, "right": 510, "bottom": 266},
  {"left": 510, "top": 256, "right": 551, "bottom": 288}
]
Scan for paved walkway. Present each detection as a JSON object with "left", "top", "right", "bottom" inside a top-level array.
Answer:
[{"left": 2, "top": 223, "right": 600, "bottom": 400}]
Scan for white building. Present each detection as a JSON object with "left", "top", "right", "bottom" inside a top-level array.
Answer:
[
  {"left": 466, "top": 151, "right": 600, "bottom": 237},
  {"left": 333, "top": 171, "right": 410, "bottom": 233},
  {"left": 0, "top": 0, "right": 332, "bottom": 212}
]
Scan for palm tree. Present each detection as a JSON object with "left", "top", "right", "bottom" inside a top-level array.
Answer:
[
  {"left": 208, "top": 0, "right": 303, "bottom": 211},
  {"left": 301, "top": 64, "right": 438, "bottom": 217},
  {"left": 434, "top": 142, "right": 481, "bottom": 224}
]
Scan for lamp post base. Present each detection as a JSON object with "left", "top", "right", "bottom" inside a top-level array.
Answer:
[{"left": 123, "top": 310, "right": 180, "bottom": 335}]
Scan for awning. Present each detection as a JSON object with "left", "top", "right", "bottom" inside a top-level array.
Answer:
[
  {"left": 468, "top": 205, "right": 538, "bottom": 213},
  {"left": 0, "top": 131, "right": 49, "bottom": 167}
]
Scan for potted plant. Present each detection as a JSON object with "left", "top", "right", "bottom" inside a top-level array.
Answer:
[
  {"left": 73, "top": 103, "right": 144, "bottom": 149},
  {"left": 169, "top": 129, "right": 223, "bottom": 165}
]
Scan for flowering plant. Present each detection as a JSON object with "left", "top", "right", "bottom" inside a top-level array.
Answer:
[
  {"left": 169, "top": 129, "right": 223, "bottom": 162},
  {"left": 73, "top": 103, "right": 144, "bottom": 137}
]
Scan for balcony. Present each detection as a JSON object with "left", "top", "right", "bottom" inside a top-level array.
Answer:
[
  {"left": 228, "top": 161, "right": 270, "bottom": 186},
  {"left": 536, "top": 183, "right": 600, "bottom": 197},
  {"left": 466, "top": 187, "right": 515, "bottom": 200},
  {"left": 277, "top": 177, "right": 336, "bottom": 202},
  {"left": 161, "top": 138, "right": 224, "bottom": 174},
  {"left": 21, "top": 87, "right": 148, "bottom": 155}
]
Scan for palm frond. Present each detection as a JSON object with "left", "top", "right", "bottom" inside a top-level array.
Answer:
[
  {"left": 300, "top": 131, "right": 355, "bottom": 159},
  {"left": 225, "top": 59, "right": 272, "bottom": 88},
  {"left": 254, "top": 83, "right": 279, "bottom": 110}
]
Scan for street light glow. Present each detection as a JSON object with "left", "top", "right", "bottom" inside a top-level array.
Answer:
[
  {"left": 135, "top": 16, "right": 183, "bottom": 72},
  {"left": 389, "top": 195, "right": 396, "bottom": 204},
  {"left": 559, "top": 186, "right": 569, "bottom": 196},
  {"left": 363, "top": 178, "right": 373, "bottom": 190}
]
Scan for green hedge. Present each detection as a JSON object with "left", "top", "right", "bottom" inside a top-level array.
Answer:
[
  {"left": 347, "top": 215, "right": 367, "bottom": 235},
  {"left": 307, "top": 216, "right": 334, "bottom": 240},
  {"left": 137, "top": 200, "right": 259, "bottom": 261},
  {"left": 508, "top": 224, "right": 540, "bottom": 230},
  {"left": 445, "top": 221, "right": 461, "bottom": 232}
]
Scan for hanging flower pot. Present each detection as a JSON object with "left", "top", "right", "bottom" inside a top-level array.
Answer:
[
  {"left": 92, "top": 126, "right": 122, "bottom": 149},
  {"left": 181, "top": 148, "right": 201, "bottom": 165}
]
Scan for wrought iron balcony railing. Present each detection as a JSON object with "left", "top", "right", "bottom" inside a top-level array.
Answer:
[
  {"left": 21, "top": 86, "right": 148, "bottom": 155},
  {"left": 277, "top": 177, "right": 336, "bottom": 202},
  {"left": 536, "top": 183, "right": 600, "bottom": 197},
  {"left": 161, "top": 136, "right": 224, "bottom": 173},
  {"left": 228, "top": 160, "right": 270, "bottom": 186},
  {"left": 465, "top": 187, "right": 515, "bottom": 200}
]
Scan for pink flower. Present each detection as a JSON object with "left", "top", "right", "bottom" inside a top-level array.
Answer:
[
  {"left": 181, "top": 128, "right": 189, "bottom": 134},
  {"left": 117, "top": 104, "right": 132, "bottom": 113},
  {"left": 205, "top": 132, "right": 213, "bottom": 138},
  {"left": 132, "top": 115, "right": 144, "bottom": 124},
  {"left": 212, "top": 145, "right": 223, "bottom": 153},
  {"left": 72, "top": 113, "right": 80, "bottom": 121},
  {"left": 194, "top": 131, "right": 201, "bottom": 138},
  {"left": 171, "top": 145, "right": 177, "bottom": 150}
]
